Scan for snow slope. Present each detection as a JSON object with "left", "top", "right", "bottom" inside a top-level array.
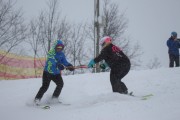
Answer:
[{"left": 0, "top": 68, "right": 180, "bottom": 120}]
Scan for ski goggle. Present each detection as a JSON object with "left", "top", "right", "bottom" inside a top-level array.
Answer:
[{"left": 56, "top": 44, "right": 64, "bottom": 50}]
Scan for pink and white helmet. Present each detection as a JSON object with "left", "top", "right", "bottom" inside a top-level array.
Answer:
[{"left": 99, "top": 36, "right": 112, "bottom": 46}]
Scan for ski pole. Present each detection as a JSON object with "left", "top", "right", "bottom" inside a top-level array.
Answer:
[
  {"left": 72, "top": 65, "right": 100, "bottom": 69},
  {"left": 66, "top": 65, "right": 100, "bottom": 70},
  {"left": 60, "top": 64, "right": 99, "bottom": 70},
  {"left": 67, "top": 65, "right": 88, "bottom": 69}
]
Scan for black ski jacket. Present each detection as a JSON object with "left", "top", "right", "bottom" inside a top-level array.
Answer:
[{"left": 94, "top": 44, "right": 130, "bottom": 69}]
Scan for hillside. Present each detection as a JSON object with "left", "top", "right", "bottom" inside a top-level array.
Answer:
[{"left": 0, "top": 68, "right": 180, "bottom": 120}]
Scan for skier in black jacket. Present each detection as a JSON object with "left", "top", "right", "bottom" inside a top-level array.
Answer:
[{"left": 88, "top": 36, "right": 131, "bottom": 94}]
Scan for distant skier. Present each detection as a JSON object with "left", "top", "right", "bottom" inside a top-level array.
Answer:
[
  {"left": 88, "top": 36, "right": 131, "bottom": 94},
  {"left": 167, "top": 31, "right": 180, "bottom": 67},
  {"left": 34, "top": 40, "right": 74, "bottom": 105}
]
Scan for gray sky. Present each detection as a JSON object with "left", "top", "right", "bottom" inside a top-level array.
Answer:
[{"left": 16, "top": 0, "right": 180, "bottom": 68}]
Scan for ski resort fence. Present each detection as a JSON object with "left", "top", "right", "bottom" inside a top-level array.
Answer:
[{"left": 0, "top": 50, "right": 45, "bottom": 80}]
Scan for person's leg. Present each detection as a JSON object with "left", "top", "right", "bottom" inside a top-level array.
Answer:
[
  {"left": 35, "top": 71, "right": 51, "bottom": 100},
  {"left": 52, "top": 74, "right": 64, "bottom": 98},
  {"left": 110, "top": 73, "right": 128, "bottom": 93},
  {"left": 175, "top": 55, "right": 179, "bottom": 67},
  {"left": 119, "top": 82, "right": 128, "bottom": 94},
  {"left": 110, "top": 72, "right": 123, "bottom": 92},
  {"left": 110, "top": 63, "right": 130, "bottom": 94},
  {"left": 169, "top": 54, "right": 174, "bottom": 67}
]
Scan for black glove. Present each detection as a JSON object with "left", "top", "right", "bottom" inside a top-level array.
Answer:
[
  {"left": 57, "top": 63, "right": 65, "bottom": 70},
  {"left": 100, "top": 63, "right": 106, "bottom": 70},
  {"left": 66, "top": 64, "right": 75, "bottom": 71}
]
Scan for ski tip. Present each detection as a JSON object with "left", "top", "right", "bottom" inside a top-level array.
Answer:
[
  {"left": 142, "top": 94, "right": 153, "bottom": 97},
  {"left": 141, "top": 94, "right": 154, "bottom": 100},
  {"left": 42, "top": 105, "right": 50, "bottom": 109}
]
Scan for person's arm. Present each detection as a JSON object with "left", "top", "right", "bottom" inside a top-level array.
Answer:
[
  {"left": 60, "top": 53, "right": 70, "bottom": 66},
  {"left": 167, "top": 40, "right": 170, "bottom": 47},
  {"left": 94, "top": 49, "right": 107, "bottom": 63},
  {"left": 60, "top": 53, "right": 74, "bottom": 71},
  {"left": 88, "top": 49, "right": 107, "bottom": 68},
  {"left": 177, "top": 39, "right": 180, "bottom": 48}
]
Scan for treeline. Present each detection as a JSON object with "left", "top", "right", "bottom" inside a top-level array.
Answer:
[{"left": 0, "top": 0, "right": 143, "bottom": 75}]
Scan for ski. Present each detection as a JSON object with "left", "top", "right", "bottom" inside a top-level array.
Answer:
[
  {"left": 30, "top": 103, "right": 51, "bottom": 109},
  {"left": 34, "top": 102, "right": 71, "bottom": 110},
  {"left": 27, "top": 99, "right": 70, "bottom": 109},
  {"left": 34, "top": 102, "right": 70, "bottom": 109},
  {"left": 141, "top": 94, "right": 153, "bottom": 100},
  {"left": 126, "top": 92, "right": 153, "bottom": 100},
  {"left": 46, "top": 99, "right": 71, "bottom": 106},
  {"left": 58, "top": 102, "right": 71, "bottom": 106},
  {"left": 41, "top": 105, "right": 50, "bottom": 109}
]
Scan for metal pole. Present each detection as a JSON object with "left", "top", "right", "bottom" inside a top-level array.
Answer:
[
  {"left": 93, "top": 0, "right": 96, "bottom": 73},
  {"left": 94, "top": 0, "right": 100, "bottom": 72}
]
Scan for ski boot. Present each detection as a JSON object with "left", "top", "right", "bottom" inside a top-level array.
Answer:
[
  {"left": 48, "top": 97, "right": 61, "bottom": 104},
  {"left": 34, "top": 98, "right": 41, "bottom": 106}
]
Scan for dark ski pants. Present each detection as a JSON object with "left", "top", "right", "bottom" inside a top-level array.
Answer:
[
  {"left": 169, "top": 54, "right": 179, "bottom": 67},
  {"left": 110, "top": 63, "right": 130, "bottom": 93},
  {"left": 35, "top": 71, "right": 64, "bottom": 100}
]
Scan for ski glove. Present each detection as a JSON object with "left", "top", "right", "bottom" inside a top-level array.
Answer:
[
  {"left": 88, "top": 59, "right": 95, "bottom": 68},
  {"left": 66, "top": 63, "right": 75, "bottom": 71},
  {"left": 57, "top": 63, "right": 65, "bottom": 70},
  {"left": 100, "top": 62, "right": 108, "bottom": 70}
]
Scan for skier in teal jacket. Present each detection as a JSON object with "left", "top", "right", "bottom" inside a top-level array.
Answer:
[{"left": 34, "top": 40, "right": 74, "bottom": 105}]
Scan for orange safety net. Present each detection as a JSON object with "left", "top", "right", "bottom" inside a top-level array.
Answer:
[{"left": 0, "top": 50, "right": 45, "bottom": 80}]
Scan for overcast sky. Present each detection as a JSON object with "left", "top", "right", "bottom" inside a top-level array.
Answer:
[{"left": 16, "top": 0, "right": 180, "bottom": 68}]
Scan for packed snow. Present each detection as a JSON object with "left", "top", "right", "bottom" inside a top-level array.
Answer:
[{"left": 0, "top": 68, "right": 180, "bottom": 120}]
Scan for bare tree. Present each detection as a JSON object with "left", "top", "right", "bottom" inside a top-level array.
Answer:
[
  {"left": 68, "top": 24, "right": 89, "bottom": 74},
  {"left": 57, "top": 18, "right": 72, "bottom": 57},
  {"left": 39, "top": 0, "right": 61, "bottom": 54},
  {"left": 27, "top": 13, "right": 45, "bottom": 77},
  {"left": 102, "top": 0, "right": 128, "bottom": 40},
  {"left": 101, "top": 0, "right": 142, "bottom": 69},
  {"left": 0, "top": 0, "right": 26, "bottom": 63},
  {"left": 27, "top": 0, "right": 73, "bottom": 76},
  {"left": 147, "top": 57, "right": 162, "bottom": 69},
  {"left": 85, "top": 0, "right": 142, "bottom": 70},
  {"left": 38, "top": 0, "right": 72, "bottom": 57},
  {"left": 115, "top": 37, "right": 143, "bottom": 69}
]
